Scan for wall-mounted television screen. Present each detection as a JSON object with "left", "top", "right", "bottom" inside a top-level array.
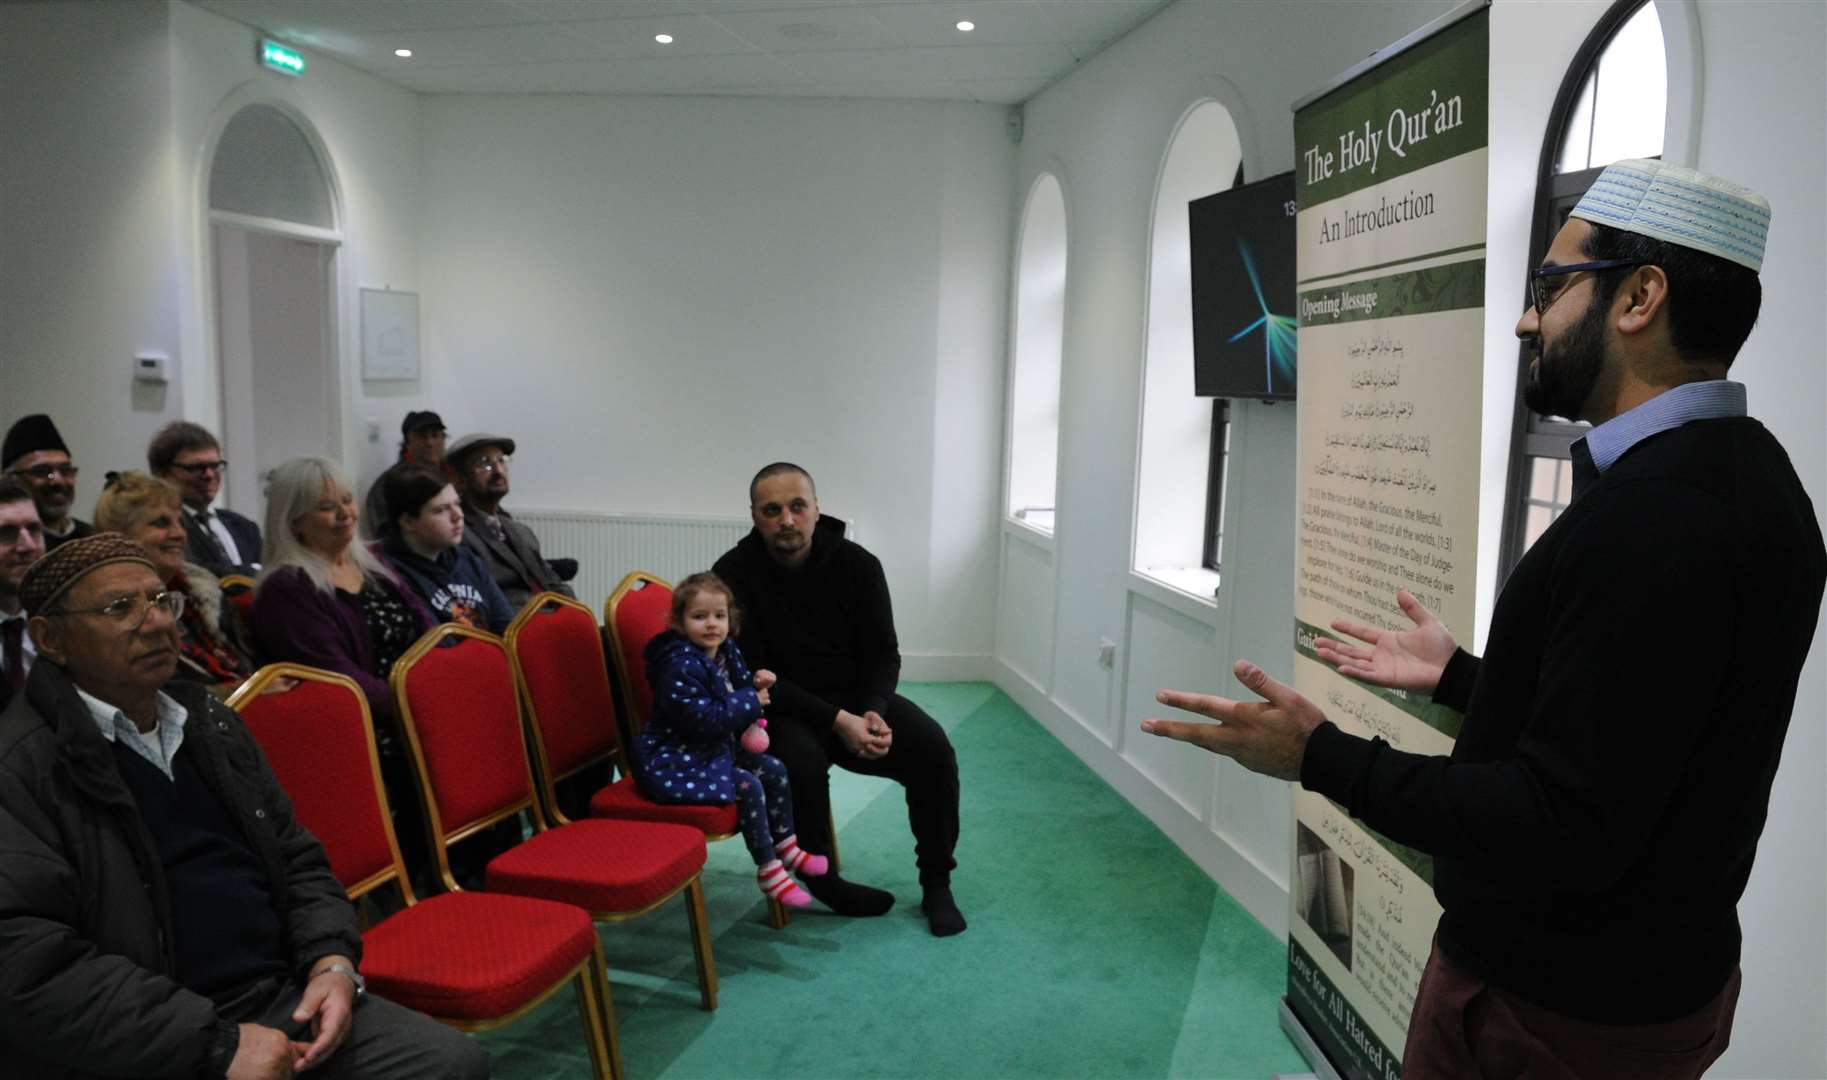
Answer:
[{"left": 1190, "top": 171, "right": 1297, "bottom": 400}]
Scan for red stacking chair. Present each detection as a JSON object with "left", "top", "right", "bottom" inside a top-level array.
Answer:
[
  {"left": 604, "top": 571, "right": 842, "bottom": 876},
  {"left": 390, "top": 624, "right": 720, "bottom": 1012},
  {"left": 509, "top": 591, "right": 788, "bottom": 928},
  {"left": 227, "top": 664, "right": 624, "bottom": 1080}
]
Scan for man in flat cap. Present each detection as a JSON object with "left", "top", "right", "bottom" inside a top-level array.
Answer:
[
  {"left": 448, "top": 432, "right": 574, "bottom": 611},
  {"left": 1145, "top": 159, "right": 1825, "bottom": 1077},
  {"left": 3, "top": 414, "right": 95, "bottom": 552},
  {"left": 362, "top": 411, "right": 448, "bottom": 541},
  {"left": 0, "top": 534, "right": 488, "bottom": 1079}
]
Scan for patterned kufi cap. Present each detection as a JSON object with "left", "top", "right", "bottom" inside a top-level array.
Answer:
[
  {"left": 1569, "top": 159, "right": 1770, "bottom": 272},
  {"left": 18, "top": 532, "right": 156, "bottom": 617}
]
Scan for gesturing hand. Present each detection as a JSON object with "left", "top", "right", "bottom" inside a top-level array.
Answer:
[
  {"left": 753, "top": 669, "right": 776, "bottom": 706},
  {"left": 1141, "top": 661, "right": 1325, "bottom": 782},
  {"left": 1312, "top": 589, "right": 1456, "bottom": 694}
]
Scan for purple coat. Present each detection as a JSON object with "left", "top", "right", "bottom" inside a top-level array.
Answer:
[
  {"left": 632, "top": 631, "right": 764, "bottom": 804},
  {"left": 250, "top": 565, "right": 434, "bottom": 722}
]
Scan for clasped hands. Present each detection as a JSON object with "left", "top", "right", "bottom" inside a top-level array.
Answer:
[
  {"left": 226, "top": 956, "right": 358, "bottom": 1078},
  {"left": 835, "top": 707, "right": 892, "bottom": 760},
  {"left": 1142, "top": 590, "right": 1456, "bottom": 781}
]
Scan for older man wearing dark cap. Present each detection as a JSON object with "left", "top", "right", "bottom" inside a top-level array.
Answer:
[
  {"left": 0, "top": 534, "right": 488, "bottom": 1080},
  {"left": 362, "top": 410, "right": 448, "bottom": 540},
  {"left": 3, "top": 414, "right": 95, "bottom": 551},
  {"left": 448, "top": 432, "right": 574, "bottom": 611},
  {"left": 1145, "top": 160, "right": 1826, "bottom": 1077}
]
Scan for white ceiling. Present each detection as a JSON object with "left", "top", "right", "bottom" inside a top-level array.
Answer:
[{"left": 192, "top": 0, "right": 1173, "bottom": 105}]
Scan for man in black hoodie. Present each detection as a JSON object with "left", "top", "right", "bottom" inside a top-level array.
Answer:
[{"left": 714, "top": 463, "right": 965, "bottom": 937}]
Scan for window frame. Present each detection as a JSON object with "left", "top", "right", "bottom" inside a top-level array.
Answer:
[{"left": 1497, "top": 0, "right": 1658, "bottom": 579}]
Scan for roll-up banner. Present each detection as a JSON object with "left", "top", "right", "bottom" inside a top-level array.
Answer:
[{"left": 1282, "top": 4, "right": 1489, "bottom": 1078}]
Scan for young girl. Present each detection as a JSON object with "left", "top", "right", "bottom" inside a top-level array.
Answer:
[{"left": 634, "top": 572, "right": 828, "bottom": 907}]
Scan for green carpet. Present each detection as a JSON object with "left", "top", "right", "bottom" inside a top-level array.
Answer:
[{"left": 476, "top": 683, "right": 1305, "bottom": 1079}]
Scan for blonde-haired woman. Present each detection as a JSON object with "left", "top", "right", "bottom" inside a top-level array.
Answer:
[
  {"left": 94, "top": 471, "right": 252, "bottom": 691},
  {"left": 251, "top": 457, "right": 432, "bottom": 724}
]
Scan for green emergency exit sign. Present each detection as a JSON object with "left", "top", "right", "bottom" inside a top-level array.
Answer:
[{"left": 260, "top": 39, "right": 305, "bottom": 76}]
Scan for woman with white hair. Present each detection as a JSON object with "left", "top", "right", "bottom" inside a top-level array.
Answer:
[{"left": 250, "top": 457, "right": 433, "bottom": 724}]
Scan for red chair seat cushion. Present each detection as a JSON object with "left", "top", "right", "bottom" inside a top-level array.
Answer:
[
  {"left": 590, "top": 776, "right": 740, "bottom": 836},
  {"left": 360, "top": 891, "right": 597, "bottom": 1021},
  {"left": 486, "top": 819, "right": 707, "bottom": 914}
]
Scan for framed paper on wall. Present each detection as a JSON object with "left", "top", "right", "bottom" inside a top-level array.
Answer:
[{"left": 360, "top": 287, "right": 419, "bottom": 381}]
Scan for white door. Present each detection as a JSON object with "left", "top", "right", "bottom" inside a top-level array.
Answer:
[{"left": 213, "top": 225, "right": 337, "bottom": 515}]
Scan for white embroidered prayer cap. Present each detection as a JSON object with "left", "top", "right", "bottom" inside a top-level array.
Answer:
[{"left": 1568, "top": 159, "right": 1770, "bottom": 272}]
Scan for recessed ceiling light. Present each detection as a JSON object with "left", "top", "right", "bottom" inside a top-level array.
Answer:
[
  {"left": 654, "top": 33, "right": 674, "bottom": 44},
  {"left": 956, "top": 20, "right": 975, "bottom": 32},
  {"left": 394, "top": 48, "right": 413, "bottom": 58}
]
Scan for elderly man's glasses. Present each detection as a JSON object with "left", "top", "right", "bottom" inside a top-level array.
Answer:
[
  {"left": 51, "top": 589, "right": 187, "bottom": 630},
  {"left": 1529, "top": 259, "right": 1642, "bottom": 315},
  {"left": 170, "top": 460, "right": 228, "bottom": 476},
  {"left": 8, "top": 463, "right": 79, "bottom": 483},
  {"left": 471, "top": 455, "right": 511, "bottom": 474}
]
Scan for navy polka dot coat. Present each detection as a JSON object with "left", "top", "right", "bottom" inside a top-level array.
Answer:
[{"left": 631, "top": 630, "right": 764, "bottom": 804}]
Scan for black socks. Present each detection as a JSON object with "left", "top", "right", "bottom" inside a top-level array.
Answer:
[
  {"left": 805, "top": 873, "right": 896, "bottom": 917},
  {"left": 921, "top": 885, "right": 967, "bottom": 938}
]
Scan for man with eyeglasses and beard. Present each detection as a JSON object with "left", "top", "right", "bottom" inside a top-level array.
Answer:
[
  {"left": 3, "top": 414, "right": 95, "bottom": 551},
  {"left": 1143, "top": 160, "right": 1825, "bottom": 1077},
  {"left": 0, "top": 533, "right": 489, "bottom": 1080},
  {"left": 448, "top": 432, "right": 574, "bottom": 612}
]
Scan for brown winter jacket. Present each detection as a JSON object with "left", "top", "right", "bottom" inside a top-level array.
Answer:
[{"left": 0, "top": 660, "right": 362, "bottom": 1079}]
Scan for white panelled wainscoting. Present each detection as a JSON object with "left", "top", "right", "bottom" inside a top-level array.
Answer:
[{"left": 513, "top": 509, "right": 750, "bottom": 613}]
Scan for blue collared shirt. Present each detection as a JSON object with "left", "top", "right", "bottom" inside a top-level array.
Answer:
[
  {"left": 76, "top": 686, "right": 189, "bottom": 781},
  {"left": 1578, "top": 379, "right": 1748, "bottom": 475}
]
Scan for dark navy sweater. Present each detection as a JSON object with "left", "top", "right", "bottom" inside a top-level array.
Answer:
[{"left": 1303, "top": 417, "right": 1826, "bottom": 1022}]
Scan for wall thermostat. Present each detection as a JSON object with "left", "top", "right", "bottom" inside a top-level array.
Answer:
[{"left": 134, "top": 352, "right": 170, "bottom": 383}]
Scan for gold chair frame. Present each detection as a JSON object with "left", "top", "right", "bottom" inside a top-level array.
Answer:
[
  {"left": 390, "top": 624, "right": 719, "bottom": 1013},
  {"left": 228, "top": 663, "right": 623, "bottom": 1080}
]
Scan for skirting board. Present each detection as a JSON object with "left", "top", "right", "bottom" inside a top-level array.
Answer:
[
  {"left": 901, "top": 653, "right": 997, "bottom": 683},
  {"left": 992, "top": 658, "right": 1292, "bottom": 938}
]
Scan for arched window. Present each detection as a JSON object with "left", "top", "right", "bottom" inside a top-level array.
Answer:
[
  {"left": 209, "top": 104, "right": 336, "bottom": 228},
  {"left": 1007, "top": 174, "right": 1068, "bottom": 533},
  {"left": 1135, "top": 101, "right": 1242, "bottom": 597},
  {"left": 1500, "top": 0, "right": 1667, "bottom": 573}
]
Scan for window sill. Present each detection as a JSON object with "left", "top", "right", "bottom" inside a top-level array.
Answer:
[
  {"left": 1003, "top": 515, "right": 1056, "bottom": 551},
  {"left": 1127, "top": 567, "right": 1220, "bottom": 627}
]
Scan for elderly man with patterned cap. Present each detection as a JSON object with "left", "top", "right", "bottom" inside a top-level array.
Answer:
[
  {"left": 0, "top": 534, "right": 487, "bottom": 1080},
  {"left": 1144, "top": 160, "right": 1826, "bottom": 1078},
  {"left": 3, "top": 413, "right": 95, "bottom": 551}
]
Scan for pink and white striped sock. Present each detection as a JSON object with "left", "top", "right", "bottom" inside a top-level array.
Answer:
[
  {"left": 758, "top": 859, "right": 812, "bottom": 907},
  {"left": 775, "top": 834, "right": 829, "bottom": 878}
]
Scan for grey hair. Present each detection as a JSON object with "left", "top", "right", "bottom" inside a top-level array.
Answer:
[{"left": 258, "top": 456, "right": 398, "bottom": 594}]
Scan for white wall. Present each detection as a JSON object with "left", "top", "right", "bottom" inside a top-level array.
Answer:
[
  {"left": 1, "top": 2, "right": 183, "bottom": 510},
  {"left": 995, "top": 0, "right": 1460, "bottom": 936},
  {"left": 415, "top": 93, "right": 1012, "bottom": 658},
  {"left": 997, "top": 0, "right": 1827, "bottom": 1075},
  {"left": 1685, "top": 4, "right": 1827, "bottom": 1073},
  {"left": 0, "top": 1, "right": 421, "bottom": 524}
]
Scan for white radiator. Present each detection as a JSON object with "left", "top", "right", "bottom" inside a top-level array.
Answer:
[{"left": 511, "top": 508, "right": 751, "bottom": 612}]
